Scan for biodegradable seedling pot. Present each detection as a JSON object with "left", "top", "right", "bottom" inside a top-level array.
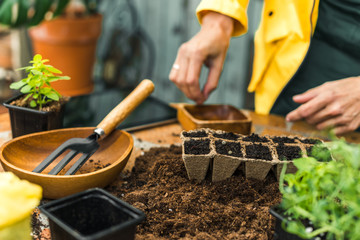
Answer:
[
  {"left": 3, "top": 94, "right": 65, "bottom": 138},
  {"left": 181, "top": 129, "right": 328, "bottom": 182},
  {"left": 182, "top": 138, "right": 212, "bottom": 181},
  {"left": 39, "top": 188, "right": 145, "bottom": 240},
  {"left": 212, "top": 140, "right": 243, "bottom": 182}
]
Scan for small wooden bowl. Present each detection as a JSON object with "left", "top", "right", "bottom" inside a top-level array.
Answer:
[
  {"left": 0, "top": 128, "right": 133, "bottom": 199},
  {"left": 177, "top": 104, "right": 252, "bottom": 134}
]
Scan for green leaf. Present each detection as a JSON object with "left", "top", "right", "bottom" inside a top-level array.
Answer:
[
  {"left": 39, "top": 87, "right": 51, "bottom": 94},
  {"left": 29, "top": 100, "right": 36, "bottom": 108},
  {"left": 46, "top": 91, "right": 59, "bottom": 101},
  {"left": 58, "top": 76, "right": 70, "bottom": 80},
  {"left": 23, "top": 93, "right": 32, "bottom": 101},
  {"left": 15, "top": 66, "right": 28, "bottom": 71},
  {"left": 52, "top": 0, "right": 70, "bottom": 17},
  {"left": 9, "top": 80, "right": 26, "bottom": 89},
  {"left": 0, "top": 0, "right": 16, "bottom": 26},
  {"left": 13, "top": 0, "right": 29, "bottom": 27},
  {"left": 20, "top": 84, "right": 31, "bottom": 93},
  {"left": 27, "top": 0, "right": 53, "bottom": 26},
  {"left": 292, "top": 157, "right": 317, "bottom": 171},
  {"left": 33, "top": 54, "right": 42, "bottom": 62},
  {"left": 45, "top": 65, "right": 62, "bottom": 74},
  {"left": 30, "top": 69, "right": 42, "bottom": 76},
  {"left": 47, "top": 76, "right": 70, "bottom": 82}
]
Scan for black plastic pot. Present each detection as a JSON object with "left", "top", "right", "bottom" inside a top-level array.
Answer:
[
  {"left": 270, "top": 207, "right": 325, "bottom": 240},
  {"left": 39, "top": 188, "right": 145, "bottom": 240},
  {"left": 3, "top": 94, "right": 65, "bottom": 138}
]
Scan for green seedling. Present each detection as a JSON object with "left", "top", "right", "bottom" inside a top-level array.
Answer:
[
  {"left": 279, "top": 139, "right": 360, "bottom": 239},
  {"left": 10, "top": 54, "right": 70, "bottom": 111}
]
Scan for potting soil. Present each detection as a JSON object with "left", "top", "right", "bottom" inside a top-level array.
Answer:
[
  {"left": 32, "top": 144, "right": 282, "bottom": 240},
  {"left": 107, "top": 145, "right": 282, "bottom": 240}
]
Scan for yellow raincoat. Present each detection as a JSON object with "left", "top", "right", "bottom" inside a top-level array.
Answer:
[{"left": 196, "top": 0, "right": 320, "bottom": 114}]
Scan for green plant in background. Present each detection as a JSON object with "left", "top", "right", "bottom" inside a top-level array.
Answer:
[
  {"left": 10, "top": 54, "right": 70, "bottom": 110},
  {"left": 0, "top": 0, "right": 97, "bottom": 28},
  {"left": 278, "top": 139, "right": 360, "bottom": 239}
]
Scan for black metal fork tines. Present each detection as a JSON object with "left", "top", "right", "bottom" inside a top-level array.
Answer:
[{"left": 33, "top": 134, "right": 100, "bottom": 175}]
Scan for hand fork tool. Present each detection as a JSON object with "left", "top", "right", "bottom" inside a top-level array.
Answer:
[{"left": 32, "top": 79, "right": 154, "bottom": 175}]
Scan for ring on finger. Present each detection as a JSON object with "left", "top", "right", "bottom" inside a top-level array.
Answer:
[{"left": 172, "top": 64, "right": 180, "bottom": 70}]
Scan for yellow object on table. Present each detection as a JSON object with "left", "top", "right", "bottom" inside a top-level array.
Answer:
[{"left": 0, "top": 172, "right": 42, "bottom": 240}]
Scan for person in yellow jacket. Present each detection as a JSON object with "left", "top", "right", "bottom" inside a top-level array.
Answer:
[{"left": 169, "top": 0, "right": 360, "bottom": 135}]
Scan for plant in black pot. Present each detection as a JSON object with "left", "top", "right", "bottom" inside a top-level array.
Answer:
[
  {"left": 0, "top": 0, "right": 102, "bottom": 97},
  {"left": 3, "top": 54, "right": 70, "bottom": 138},
  {"left": 270, "top": 138, "right": 360, "bottom": 240}
]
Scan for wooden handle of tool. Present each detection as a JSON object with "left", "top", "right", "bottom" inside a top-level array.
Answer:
[{"left": 96, "top": 79, "right": 155, "bottom": 136}]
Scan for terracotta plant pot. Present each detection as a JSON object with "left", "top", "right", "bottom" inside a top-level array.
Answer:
[
  {"left": 39, "top": 188, "right": 145, "bottom": 240},
  {"left": 0, "top": 30, "right": 12, "bottom": 69},
  {"left": 28, "top": 14, "right": 102, "bottom": 97},
  {"left": 3, "top": 94, "right": 66, "bottom": 138}
]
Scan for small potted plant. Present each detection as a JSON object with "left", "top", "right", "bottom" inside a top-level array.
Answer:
[
  {"left": 0, "top": 0, "right": 102, "bottom": 97},
  {"left": 3, "top": 54, "right": 70, "bottom": 138},
  {"left": 270, "top": 138, "right": 360, "bottom": 240}
]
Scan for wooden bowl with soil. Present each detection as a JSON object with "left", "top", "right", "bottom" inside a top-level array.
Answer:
[
  {"left": 176, "top": 104, "right": 252, "bottom": 134},
  {"left": 0, "top": 128, "right": 133, "bottom": 199}
]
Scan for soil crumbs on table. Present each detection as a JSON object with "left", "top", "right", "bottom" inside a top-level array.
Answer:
[{"left": 106, "top": 145, "right": 282, "bottom": 240}]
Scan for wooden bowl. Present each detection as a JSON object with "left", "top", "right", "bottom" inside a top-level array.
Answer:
[
  {"left": 177, "top": 104, "right": 252, "bottom": 134},
  {"left": 0, "top": 127, "right": 133, "bottom": 199}
]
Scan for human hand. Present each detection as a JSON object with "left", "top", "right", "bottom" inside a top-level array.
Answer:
[
  {"left": 286, "top": 77, "right": 360, "bottom": 135},
  {"left": 169, "top": 11, "right": 234, "bottom": 104}
]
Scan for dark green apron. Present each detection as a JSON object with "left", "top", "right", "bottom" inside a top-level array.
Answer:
[{"left": 271, "top": 0, "right": 360, "bottom": 115}]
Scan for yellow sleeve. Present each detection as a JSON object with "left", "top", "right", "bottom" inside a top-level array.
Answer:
[{"left": 196, "top": 0, "right": 250, "bottom": 36}]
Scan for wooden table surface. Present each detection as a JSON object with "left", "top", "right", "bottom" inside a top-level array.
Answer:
[
  {"left": 1, "top": 107, "right": 360, "bottom": 173},
  {"left": 0, "top": 106, "right": 360, "bottom": 239},
  {"left": 2, "top": 106, "right": 360, "bottom": 239}
]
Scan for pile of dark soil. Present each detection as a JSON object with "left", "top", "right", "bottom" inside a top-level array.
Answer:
[{"left": 106, "top": 145, "right": 282, "bottom": 240}]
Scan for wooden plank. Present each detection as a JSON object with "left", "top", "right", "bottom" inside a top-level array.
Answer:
[{"left": 133, "top": 0, "right": 183, "bottom": 102}]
